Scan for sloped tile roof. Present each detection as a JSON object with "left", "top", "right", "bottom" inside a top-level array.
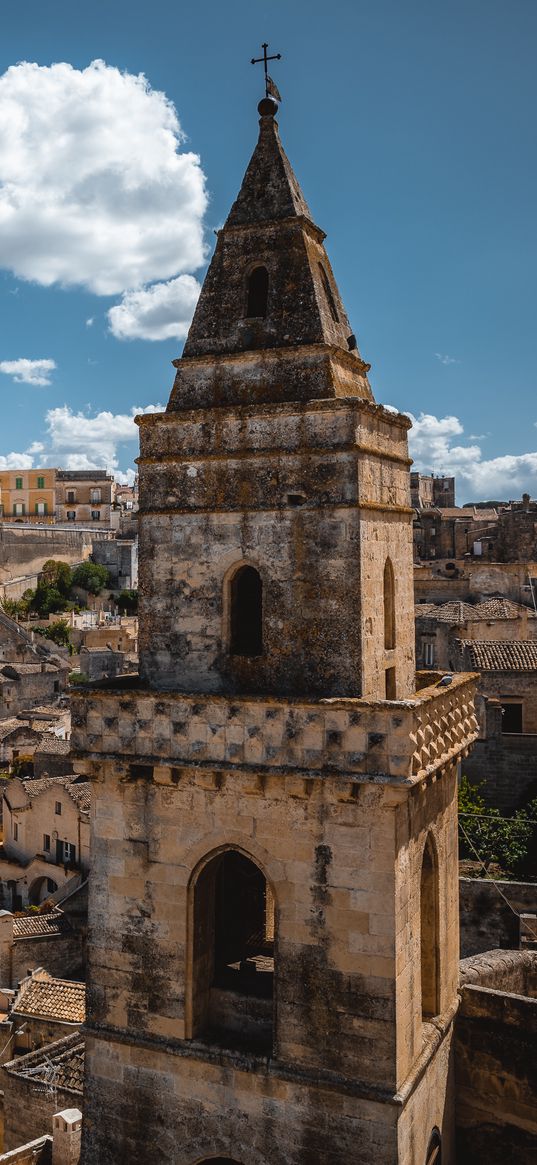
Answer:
[
  {"left": 5, "top": 1030, "right": 84, "bottom": 1093},
  {"left": 13, "top": 908, "right": 71, "bottom": 939},
  {"left": 416, "top": 598, "right": 532, "bottom": 624},
  {"left": 457, "top": 640, "right": 537, "bottom": 671},
  {"left": 14, "top": 971, "right": 85, "bottom": 1023},
  {"left": 33, "top": 737, "right": 70, "bottom": 756},
  {"left": 21, "top": 774, "right": 90, "bottom": 812}
]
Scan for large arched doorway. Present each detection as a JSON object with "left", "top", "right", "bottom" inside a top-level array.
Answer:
[{"left": 190, "top": 848, "right": 274, "bottom": 1053}]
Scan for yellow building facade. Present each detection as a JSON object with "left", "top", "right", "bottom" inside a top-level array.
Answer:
[{"left": 0, "top": 469, "right": 57, "bottom": 523}]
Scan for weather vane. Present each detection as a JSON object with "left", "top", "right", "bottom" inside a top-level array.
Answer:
[{"left": 251, "top": 42, "right": 282, "bottom": 103}]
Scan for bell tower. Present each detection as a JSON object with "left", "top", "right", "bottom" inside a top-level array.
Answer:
[{"left": 74, "top": 83, "right": 478, "bottom": 1165}]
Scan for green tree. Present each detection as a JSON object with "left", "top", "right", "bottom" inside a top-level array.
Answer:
[
  {"left": 40, "top": 560, "right": 72, "bottom": 596},
  {"left": 459, "top": 776, "right": 535, "bottom": 876},
  {"left": 117, "top": 589, "right": 138, "bottom": 615},
  {"left": 34, "top": 619, "right": 73, "bottom": 654},
  {"left": 71, "top": 561, "right": 110, "bottom": 594}
]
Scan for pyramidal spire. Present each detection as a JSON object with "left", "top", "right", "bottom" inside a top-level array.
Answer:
[
  {"left": 225, "top": 104, "right": 313, "bottom": 227},
  {"left": 167, "top": 95, "right": 373, "bottom": 412}
]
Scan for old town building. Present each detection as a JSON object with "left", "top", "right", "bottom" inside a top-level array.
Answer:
[{"left": 71, "top": 89, "right": 479, "bottom": 1165}]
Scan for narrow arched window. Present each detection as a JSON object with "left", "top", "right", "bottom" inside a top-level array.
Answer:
[
  {"left": 383, "top": 558, "right": 396, "bottom": 650},
  {"left": 229, "top": 566, "right": 262, "bottom": 656},
  {"left": 246, "top": 266, "right": 269, "bottom": 318},
  {"left": 191, "top": 849, "right": 274, "bottom": 1052},
  {"left": 319, "top": 263, "right": 339, "bottom": 323},
  {"left": 420, "top": 837, "right": 439, "bottom": 1019}
]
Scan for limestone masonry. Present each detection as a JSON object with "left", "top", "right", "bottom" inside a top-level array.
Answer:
[{"left": 72, "top": 94, "right": 478, "bottom": 1164}]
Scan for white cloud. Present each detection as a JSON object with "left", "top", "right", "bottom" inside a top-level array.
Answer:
[
  {"left": 108, "top": 274, "right": 200, "bottom": 341},
  {"left": 408, "top": 412, "right": 537, "bottom": 501},
  {"left": 85, "top": 318, "right": 94, "bottom": 327},
  {"left": 435, "top": 352, "right": 460, "bottom": 366},
  {"left": 44, "top": 403, "right": 163, "bottom": 471},
  {"left": 0, "top": 451, "right": 33, "bottom": 469},
  {"left": 0, "top": 357, "right": 56, "bottom": 385},
  {"left": 26, "top": 441, "right": 44, "bottom": 455},
  {"left": 0, "top": 60, "right": 207, "bottom": 296}
]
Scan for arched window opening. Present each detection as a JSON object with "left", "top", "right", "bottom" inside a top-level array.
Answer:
[
  {"left": 319, "top": 263, "right": 340, "bottom": 323},
  {"left": 383, "top": 558, "right": 396, "bottom": 650},
  {"left": 425, "top": 1129, "right": 442, "bottom": 1165},
  {"left": 230, "top": 566, "right": 263, "bottom": 657},
  {"left": 246, "top": 265, "right": 269, "bottom": 318},
  {"left": 191, "top": 850, "right": 274, "bottom": 1052},
  {"left": 420, "top": 837, "right": 440, "bottom": 1020}
]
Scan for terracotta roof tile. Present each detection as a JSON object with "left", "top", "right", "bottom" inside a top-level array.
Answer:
[
  {"left": 14, "top": 971, "right": 85, "bottom": 1024},
  {"left": 5, "top": 1030, "right": 84, "bottom": 1093},
  {"left": 21, "top": 774, "right": 90, "bottom": 812},
  {"left": 456, "top": 640, "right": 537, "bottom": 671},
  {"left": 13, "top": 909, "right": 71, "bottom": 939},
  {"left": 33, "top": 737, "right": 71, "bottom": 756},
  {"left": 416, "top": 598, "right": 532, "bottom": 624}
]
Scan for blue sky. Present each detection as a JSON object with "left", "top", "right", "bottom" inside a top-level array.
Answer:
[{"left": 1, "top": 0, "right": 536, "bottom": 500}]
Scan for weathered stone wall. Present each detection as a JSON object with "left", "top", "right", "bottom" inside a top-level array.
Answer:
[
  {"left": 459, "top": 878, "right": 537, "bottom": 957},
  {"left": 0, "top": 527, "right": 110, "bottom": 587},
  {"left": 136, "top": 399, "right": 415, "bottom": 701},
  {"left": 2, "top": 1053, "right": 80, "bottom": 1152},
  {"left": 455, "top": 950, "right": 537, "bottom": 1164},
  {"left": 11, "top": 933, "right": 84, "bottom": 987}
]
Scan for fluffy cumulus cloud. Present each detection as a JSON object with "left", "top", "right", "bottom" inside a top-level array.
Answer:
[
  {"left": 0, "top": 451, "right": 34, "bottom": 469},
  {"left": 408, "top": 412, "right": 537, "bottom": 501},
  {"left": 0, "top": 60, "right": 207, "bottom": 296},
  {"left": 108, "top": 274, "right": 201, "bottom": 341},
  {"left": 44, "top": 403, "right": 163, "bottom": 471},
  {"left": 0, "top": 358, "right": 56, "bottom": 385}
]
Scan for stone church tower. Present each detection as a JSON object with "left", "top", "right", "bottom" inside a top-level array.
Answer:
[{"left": 72, "top": 92, "right": 478, "bottom": 1165}]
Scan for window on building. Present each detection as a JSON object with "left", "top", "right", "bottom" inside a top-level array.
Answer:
[
  {"left": 90, "top": 488, "right": 102, "bottom": 503},
  {"left": 56, "top": 840, "right": 76, "bottom": 865},
  {"left": 318, "top": 262, "right": 340, "bottom": 322},
  {"left": 15, "top": 477, "right": 23, "bottom": 490},
  {"left": 246, "top": 265, "right": 269, "bottom": 318},
  {"left": 229, "top": 565, "right": 263, "bottom": 656},
  {"left": 67, "top": 491, "right": 76, "bottom": 503},
  {"left": 37, "top": 476, "right": 45, "bottom": 490},
  {"left": 501, "top": 701, "right": 523, "bottom": 734},
  {"left": 383, "top": 558, "right": 396, "bottom": 650},
  {"left": 13, "top": 823, "right": 18, "bottom": 842},
  {"left": 423, "top": 641, "right": 435, "bottom": 668},
  {"left": 67, "top": 510, "right": 76, "bottom": 521},
  {"left": 385, "top": 666, "right": 396, "bottom": 699},
  {"left": 91, "top": 510, "right": 101, "bottom": 521},
  {"left": 35, "top": 502, "right": 47, "bottom": 515},
  {"left": 55, "top": 801, "right": 62, "bottom": 816},
  {"left": 420, "top": 835, "right": 439, "bottom": 1020},
  {"left": 425, "top": 1129, "right": 442, "bottom": 1165},
  {"left": 190, "top": 848, "right": 274, "bottom": 1051},
  {"left": 13, "top": 502, "right": 25, "bottom": 516},
  {"left": 43, "top": 834, "right": 51, "bottom": 852}
]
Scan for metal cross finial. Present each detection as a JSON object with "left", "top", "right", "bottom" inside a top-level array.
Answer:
[{"left": 251, "top": 42, "right": 282, "bottom": 98}]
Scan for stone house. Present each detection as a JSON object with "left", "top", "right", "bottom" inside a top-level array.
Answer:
[
  {"left": 0, "top": 776, "right": 90, "bottom": 909},
  {"left": 0, "top": 906, "right": 84, "bottom": 990},
  {"left": 410, "top": 472, "right": 455, "bottom": 509},
  {"left": 55, "top": 472, "right": 114, "bottom": 527},
  {"left": 0, "top": 722, "right": 43, "bottom": 769},
  {"left": 91, "top": 537, "right": 138, "bottom": 590},
  {"left": 1, "top": 1032, "right": 83, "bottom": 1155},
  {"left": 72, "top": 91, "right": 479, "bottom": 1165},
  {"left": 32, "top": 738, "right": 72, "bottom": 780},
  {"left": 8, "top": 969, "right": 85, "bottom": 1055},
  {"left": 0, "top": 663, "right": 69, "bottom": 722}
]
